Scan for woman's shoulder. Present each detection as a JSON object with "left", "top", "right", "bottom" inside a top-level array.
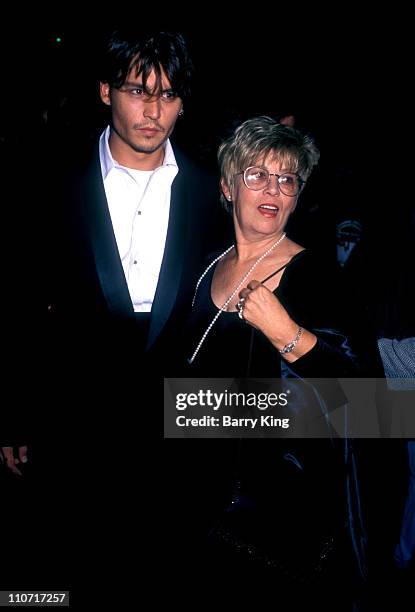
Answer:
[
  {"left": 283, "top": 247, "right": 342, "bottom": 280},
  {"left": 193, "top": 245, "right": 235, "bottom": 296},
  {"left": 203, "top": 245, "right": 235, "bottom": 267},
  {"left": 277, "top": 247, "right": 348, "bottom": 318}
]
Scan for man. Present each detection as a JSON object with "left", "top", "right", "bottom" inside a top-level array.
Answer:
[
  {"left": 1, "top": 28, "right": 220, "bottom": 594},
  {"left": 47, "top": 29, "right": 218, "bottom": 363}
]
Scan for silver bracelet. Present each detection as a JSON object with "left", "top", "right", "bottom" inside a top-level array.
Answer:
[{"left": 279, "top": 326, "right": 303, "bottom": 355}]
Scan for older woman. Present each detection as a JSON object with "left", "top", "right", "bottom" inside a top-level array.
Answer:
[
  {"left": 187, "top": 116, "right": 363, "bottom": 378},
  {"left": 183, "top": 117, "right": 381, "bottom": 601}
]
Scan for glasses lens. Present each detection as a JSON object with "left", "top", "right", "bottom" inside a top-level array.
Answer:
[
  {"left": 244, "top": 167, "right": 269, "bottom": 190},
  {"left": 278, "top": 173, "right": 301, "bottom": 196}
]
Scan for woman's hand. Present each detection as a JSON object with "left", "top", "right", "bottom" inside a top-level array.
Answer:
[
  {"left": 238, "top": 280, "right": 317, "bottom": 360},
  {"left": 238, "top": 280, "right": 295, "bottom": 342}
]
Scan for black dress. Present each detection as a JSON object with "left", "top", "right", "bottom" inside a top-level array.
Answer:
[
  {"left": 181, "top": 249, "right": 380, "bottom": 598},
  {"left": 185, "top": 249, "right": 370, "bottom": 378}
]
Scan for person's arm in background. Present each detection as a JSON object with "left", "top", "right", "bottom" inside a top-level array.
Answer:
[{"left": 0, "top": 139, "right": 49, "bottom": 477}]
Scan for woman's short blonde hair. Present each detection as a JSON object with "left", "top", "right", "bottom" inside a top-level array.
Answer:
[{"left": 218, "top": 116, "right": 320, "bottom": 212}]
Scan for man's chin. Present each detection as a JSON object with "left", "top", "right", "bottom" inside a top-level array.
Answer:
[{"left": 132, "top": 136, "right": 166, "bottom": 155}]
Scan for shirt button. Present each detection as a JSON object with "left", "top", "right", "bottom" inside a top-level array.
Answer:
[
  {"left": 133, "top": 260, "right": 137, "bottom": 264},
  {"left": 137, "top": 211, "right": 141, "bottom": 215}
]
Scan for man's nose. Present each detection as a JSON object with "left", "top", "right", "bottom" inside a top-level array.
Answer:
[{"left": 143, "top": 97, "right": 161, "bottom": 120}]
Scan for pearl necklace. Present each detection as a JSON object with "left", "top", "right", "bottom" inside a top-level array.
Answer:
[{"left": 188, "top": 232, "right": 286, "bottom": 364}]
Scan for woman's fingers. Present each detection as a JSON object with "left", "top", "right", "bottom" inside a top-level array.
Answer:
[
  {"left": 247, "top": 280, "right": 261, "bottom": 291},
  {"left": 239, "top": 280, "right": 262, "bottom": 302},
  {"left": 239, "top": 287, "right": 251, "bottom": 300}
]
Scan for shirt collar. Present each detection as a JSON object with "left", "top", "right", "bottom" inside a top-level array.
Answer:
[{"left": 99, "top": 125, "right": 177, "bottom": 180}]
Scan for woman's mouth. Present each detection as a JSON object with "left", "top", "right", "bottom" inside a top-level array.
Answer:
[{"left": 257, "top": 204, "right": 279, "bottom": 217}]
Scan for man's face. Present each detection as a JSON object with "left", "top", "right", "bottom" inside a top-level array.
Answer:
[{"left": 100, "top": 65, "right": 183, "bottom": 164}]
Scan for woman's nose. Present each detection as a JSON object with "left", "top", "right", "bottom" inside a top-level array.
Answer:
[{"left": 264, "top": 174, "right": 281, "bottom": 196}]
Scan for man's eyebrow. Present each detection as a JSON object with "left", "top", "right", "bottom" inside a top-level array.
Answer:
[
  {"left": 124, "top": 81, "right": 174, "bottom": 91},
  {"left": 124, "top": 81, "right": 144, "bottom": 87}
]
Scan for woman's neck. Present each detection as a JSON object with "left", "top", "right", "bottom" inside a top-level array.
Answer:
[{"left": 234, "top": 233, "right": 286, "bottom": 263}]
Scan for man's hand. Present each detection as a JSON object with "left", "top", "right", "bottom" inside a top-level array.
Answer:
[{"left": 0, "top": 446, "right": 28, "bottom": 476}]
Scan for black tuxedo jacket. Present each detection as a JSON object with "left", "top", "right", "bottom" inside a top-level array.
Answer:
[
  {"left": 0, "top": 136, "right": 228, "bottom": 592},
  {"left": 46, "top": 138, "right": 222, "bottom": 374},
  {"left": 1, "top": 136, "right": 222, "bottom": 443}
]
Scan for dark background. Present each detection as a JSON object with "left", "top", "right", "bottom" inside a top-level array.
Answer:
[
  {"left": 1, "top": 12, "right": 409, "bottom": 256},
  {"left": 0, "top": 13, "right": 412, "bottom": 607},
  {"left": 0, "top": 14, "right": 399, "bottom": 159}
]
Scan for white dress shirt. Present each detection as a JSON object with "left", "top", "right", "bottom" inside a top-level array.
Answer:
[{"left": 99, "top": 126, "right": 179, "bottom": 312}]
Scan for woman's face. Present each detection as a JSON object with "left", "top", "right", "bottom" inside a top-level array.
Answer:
[{"left": 223, "top": 154, "right": 299, "bottom": 242}]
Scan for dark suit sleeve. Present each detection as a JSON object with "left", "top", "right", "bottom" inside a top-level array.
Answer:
[{"left": 0, "top": 146, "right": 46, "bottom": 445}]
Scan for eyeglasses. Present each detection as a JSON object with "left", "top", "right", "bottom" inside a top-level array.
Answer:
[{"left": 236, "top": 166, "right": 305, "bottom": 196}]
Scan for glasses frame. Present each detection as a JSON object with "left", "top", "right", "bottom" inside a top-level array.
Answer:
[{"left": 236, "top": 166, "right": 305, "bottom": 196}]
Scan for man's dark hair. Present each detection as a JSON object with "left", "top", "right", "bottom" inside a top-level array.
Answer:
[{"left": 99, "top": 29, "right": 194, "bottom": 101}]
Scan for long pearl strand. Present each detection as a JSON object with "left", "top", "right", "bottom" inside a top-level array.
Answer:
[{"left": 188, "top": 232, "right": 286, "bottom": 364}]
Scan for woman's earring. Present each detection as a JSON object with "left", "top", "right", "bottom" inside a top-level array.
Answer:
[
  {"left": 178, "top": 109, "right": 184, "bottom": 116},
  {"left": 227, "top": 196, "right": 232, "bottom": 201}
]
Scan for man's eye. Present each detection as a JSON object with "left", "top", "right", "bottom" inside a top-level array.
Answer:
[
  {"left": 131, "top": 88, "right": 144, "bottom": 96},
  {"left": 162, "top": 91, "right": 177, "bottom": 99}
]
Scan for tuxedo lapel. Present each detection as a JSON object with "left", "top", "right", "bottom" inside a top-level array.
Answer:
[
  {"left": 146, "top": 166, "right": 188, "bottom": 350},
  {"left": 78, "top": 145, "right": 191, "bottom": 348},
  {"left": 82, "top": 154, "right": 133, "bottom": 317}
]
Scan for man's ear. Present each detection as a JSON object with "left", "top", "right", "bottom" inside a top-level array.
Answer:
[{"left": 99, "top": 82, "right": 111, "bottom": 106}]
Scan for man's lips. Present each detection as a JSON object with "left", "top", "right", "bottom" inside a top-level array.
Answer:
[{"left": 138, "top": 127, "right": 162, "bottom": 135}]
